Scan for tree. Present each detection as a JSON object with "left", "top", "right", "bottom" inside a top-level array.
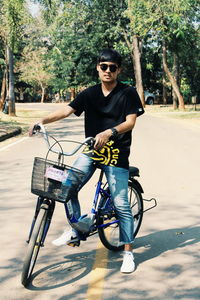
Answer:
[
  {"left": 125, "top": 0, "right": 199, "bottom": 109},
  {"left": 0, "top": 0, "right": 27, "bottom": 115},
  {"left": 31, "top": 0, "right": 199, "bottom": 108},
  {"left": 18, "top": 47, "right": 55, "bottom": 102},
  {"left": 123, "top": 0, "right": 152, "bottom": 106},
  {"left": 173, "top": 2, "right": 200, "bottom": 103},
  {"left": 140, "top": 0, "right": 197, "bottom": 110},
  {"left": 162, "top": 41, "right": 184, "bottom": 109},
  {"left": 37, "top": 0, "right": 123, "bottom": 94},
  {"left": 33, "top": 0, "right": 148, "bottom": 104},
  {"left": 0, "top": 57, "right": 7, "bottom": 110}
]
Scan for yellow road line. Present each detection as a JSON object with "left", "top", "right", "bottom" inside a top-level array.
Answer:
[{"left": 86, "top": 238, "right": 109, "bottom": 300}]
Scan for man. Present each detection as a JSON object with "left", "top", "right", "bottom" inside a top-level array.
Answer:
[{"left": 29, "top": 49, "right": 144, "bottom": 273}]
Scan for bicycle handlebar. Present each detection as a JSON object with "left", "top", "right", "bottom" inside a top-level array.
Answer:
[{"left": 32, "top": 123, "right": 94, "bottom": 156}]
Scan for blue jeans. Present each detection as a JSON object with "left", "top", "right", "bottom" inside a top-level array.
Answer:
[{"left": 64, "top": 153, "right": 134, "bottom": 245}]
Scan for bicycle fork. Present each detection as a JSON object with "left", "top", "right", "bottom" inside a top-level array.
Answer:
[{"left": 26, "top": 197, "right": 55, "bottom": 246}]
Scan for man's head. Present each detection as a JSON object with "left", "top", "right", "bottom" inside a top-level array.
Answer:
[
  {"left": 97, "top": 49, "right": 122, "bottom": 84},
  {"left": 97, "top": 49, "right": 122, "bottom": 67}
]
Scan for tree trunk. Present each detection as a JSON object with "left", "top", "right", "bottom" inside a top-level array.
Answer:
[
  {"left": 0, "top": 69, "right": 7, "bottom": 110},
  {"left": 41, "top": 86, "right": 45, "bottom": 103},
  {"left": 132, "top": 36, "right": 145, "bottom": 107},
  {"left": 70, "top": 88, "right": 76, "bottom": 101},
  {"left": 55, "top": 92, "right": 60, "bottom": 103},
  {"left": 122, "top": 27, "right": 145, "bottom": 106},
  {"left": 162, "top": 74, "right": 168, "bottom": 105},
  {"left": 172, "top": 53, "right": 179, "bottom": 109},
  {"left": 162, "top": 42, "right": 185, "bottom": 110},
  {"left": 19, "top": 87, "right": 24, "bottom": 102},
  {"left": 7, "top": 46, "right": 16, "bottom": 116}
]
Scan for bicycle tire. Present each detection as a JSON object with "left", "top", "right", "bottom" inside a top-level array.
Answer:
[
  {"left": 21, "top": 203, "right": 48, "bottom": 286},
  {"left": 98, "top": 181, "right": 143, "bottom": 251}
]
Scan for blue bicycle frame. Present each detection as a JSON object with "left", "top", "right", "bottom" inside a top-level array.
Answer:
[
  {"left": 27, "top": 169, "right": 119, "bottom": 246},
  {"left": 64, "top": 168, "right": 119, "bottom": 236}
]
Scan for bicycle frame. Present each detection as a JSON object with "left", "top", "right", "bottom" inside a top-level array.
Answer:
[
  {"left": 27, "top": 166, "right": 119, "bottom": 246},
  {"left": 64, "top": 168, "right": 119, "bottom": 235},
  {"left": 91, "top": 170, "right": 119, "bottom": 229},
  {"left": 95, "top": 177, "right": 119, "bottom": 229}
]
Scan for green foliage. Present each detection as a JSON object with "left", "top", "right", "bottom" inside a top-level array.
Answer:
[
  {"left": 0, "top": 0, "right": 199, "bottom": 103},
  {"left": 40, "top": 0, "right": 128, "bottom": 90},
  {"left": 1, "top": 0, "right": 27, "bottom": 49},
  {"left": 126, "top": 0, "right": 199, "bottom": 98}
]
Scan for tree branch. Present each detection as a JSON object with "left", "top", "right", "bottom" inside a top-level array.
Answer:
[{"left": 122, "top": 29, "right": 132, "bottom": 51}]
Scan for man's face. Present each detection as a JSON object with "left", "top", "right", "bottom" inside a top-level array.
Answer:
[{"left": 97, "top": 62, "right": 121, "bottom": 83}]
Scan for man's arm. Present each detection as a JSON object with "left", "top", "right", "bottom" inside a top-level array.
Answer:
[
  {"left": 113, "top": 114, "right": 137, "bottom": 134},
  {"left": 40, "top": 105, "right": 75, "bottom": 124},
  {"left": 29, "top": 105, "right": 75, "bottom": 136},
  {"left": 94, "top": 114, "right": 137, "bottom": 150}
]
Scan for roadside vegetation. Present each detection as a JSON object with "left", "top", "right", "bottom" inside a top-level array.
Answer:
[
  {"left": 0, "top": 107, "right": 51, "bottom": 133},
  {"left": 0, "top": 0, "right": 199, "bottom": 116},
  {"left": 1, "top": 103, "right": 200, "bottom": 135},
  {"left": 145, "top": 104, "right": 200, "bottom": 128}
]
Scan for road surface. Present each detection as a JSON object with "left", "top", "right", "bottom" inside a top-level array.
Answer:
[{"left": 0, "top": 104, "right": 200, "bottom": 300}]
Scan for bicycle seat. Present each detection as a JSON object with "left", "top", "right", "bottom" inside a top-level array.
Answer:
[{"left": 129, "top": 166, "right": 139, "bottom": 177}]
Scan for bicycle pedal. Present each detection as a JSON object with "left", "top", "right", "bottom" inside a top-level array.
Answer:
[{"left": 67, "top": 241, "right": 80, "bottom": 247}]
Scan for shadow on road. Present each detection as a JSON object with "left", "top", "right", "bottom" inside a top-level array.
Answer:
[
  {"left": 47, "top": 118, "right": 84, "bottom": 140},
  {"left": 25, "top": 250, "right": 96, "bottom": 291},
  {"left": 134, "top": 224, "right": 200, "bottom": 265},
  {"left": 22, "top": 225, "right": 200, "bottom": 294}
]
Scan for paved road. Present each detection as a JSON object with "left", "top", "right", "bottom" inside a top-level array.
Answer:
[{"left": 0, "top": 104, "right": 200, "bottom": 300}]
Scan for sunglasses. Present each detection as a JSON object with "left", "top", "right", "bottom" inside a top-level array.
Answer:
[{"left": 99, "top": 63, "right": 118, "bottom": 73}]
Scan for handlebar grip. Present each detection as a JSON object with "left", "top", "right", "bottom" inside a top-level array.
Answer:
[
  {"left": 32, "top": 124, "right": 41, "bottom": 134},
  {"left": 86, "top": 138, "right": 95, "bottom": 149}
]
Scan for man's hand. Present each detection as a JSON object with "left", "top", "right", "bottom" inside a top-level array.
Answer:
[
  {"left": 94, "top": 129, "right": 112, "bottom": 150},
  {"left": 28, "top": 123, "right": 41, "bottom": 137}
]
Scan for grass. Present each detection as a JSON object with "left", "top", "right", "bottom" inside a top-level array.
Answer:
[
  {"left": 0, "top": 109, "right": 50, "bottom": 134},
  {"left": 146, "top": 104, "right": 200, "bottom": 113},
  {"left": 145, "top": 104, "right": 200, "bottom": 127}
]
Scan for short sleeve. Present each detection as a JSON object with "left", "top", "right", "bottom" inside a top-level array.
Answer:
[
  {"left": 125, "top": 87, "right": 145, "bottom": 117},
  {"left": 68, "top": 90, "right": 85, "bottom": 116}
]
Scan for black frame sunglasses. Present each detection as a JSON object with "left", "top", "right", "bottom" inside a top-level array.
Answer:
[{"left": 99, "top": 63, "right": 118, "bottom": 73}]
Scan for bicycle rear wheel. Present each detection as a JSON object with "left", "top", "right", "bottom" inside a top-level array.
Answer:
[
  {"left": 98, "top": 181, "right": 143, "bottom": 251},
  {"left": 21, "top": 203, "right": 48, "bottom": 286}
]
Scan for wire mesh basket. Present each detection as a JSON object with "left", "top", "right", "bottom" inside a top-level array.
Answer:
[{"left": 31, "top": 157, "right": 85, "bottom": 203}]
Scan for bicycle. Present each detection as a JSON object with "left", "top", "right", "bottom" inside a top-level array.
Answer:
[{"left": 21, "top": 124, "right": 157, "bottom": 287}]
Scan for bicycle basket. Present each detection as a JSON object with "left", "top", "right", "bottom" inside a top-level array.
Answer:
[{"left": 31, "top": 157, "right": 85, "bottom": 203}]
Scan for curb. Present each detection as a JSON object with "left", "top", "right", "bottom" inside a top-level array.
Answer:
[{"left": 0, "top": 127, "right": 22, "bottom": 142}]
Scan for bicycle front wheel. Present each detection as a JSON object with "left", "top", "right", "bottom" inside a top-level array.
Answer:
[
  {"left": 21, "top": 204, "right": 48, "bottom": 286},
  {"left": 98, "top": 181, "right": 143, "bottom": 251}
]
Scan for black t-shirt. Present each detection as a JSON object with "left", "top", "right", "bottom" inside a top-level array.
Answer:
[{"left": 69, "top": 81, "right": 144, "bottom": 169}]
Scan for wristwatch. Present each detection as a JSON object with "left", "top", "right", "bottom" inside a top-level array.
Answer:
[{"left": 110, "top": 127, "right": 118, "bottom": 139}]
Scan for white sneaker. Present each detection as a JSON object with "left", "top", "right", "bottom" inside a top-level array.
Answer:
[
  {"left": 52, "top": 228, "right": 79, "bottom": 246},
  {"left": 120, "top": 251, "right": 135, "bottom": 273}
]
